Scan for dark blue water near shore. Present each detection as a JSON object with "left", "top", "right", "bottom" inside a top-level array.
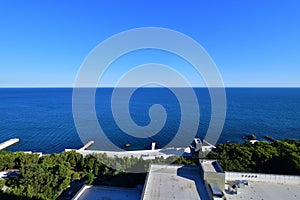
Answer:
[{"left": 0, "top": 88, "right": 299, "bottom": 153}]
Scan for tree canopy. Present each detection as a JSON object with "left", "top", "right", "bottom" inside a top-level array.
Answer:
[{"left": 206, "top": 139, "right": 300, "bottom": 175}]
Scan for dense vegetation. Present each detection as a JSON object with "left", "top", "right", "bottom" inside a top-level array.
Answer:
[
  {"left": 1, "top": 139, "right": 299, "bottom": 199},
  {"left": 206, "top": 139, "right": 300, "bottom": 175},
  {"left": 0, "top": 151, "right": 196, "bottom": 200}
]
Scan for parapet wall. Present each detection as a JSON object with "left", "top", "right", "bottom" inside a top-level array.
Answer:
[
  {"left": 225, "top": 171, "right": 300, "bottom": 185},
  {"left": 72, "top": 185, "right": 92, "bottom": 200}
]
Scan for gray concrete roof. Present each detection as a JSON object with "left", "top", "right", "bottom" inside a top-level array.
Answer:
[
  {"left": 142, "top": 164, "right": 211, "bottom": 200},
  {"left": 225, "top": 182, "right": 300, "bottom": 200}
]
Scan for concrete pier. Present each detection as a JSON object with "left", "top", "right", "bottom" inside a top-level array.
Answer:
[
  {"left": 78, "top": 141, "right": 94, "bottom": 151},
  {"left": 0, "top": 138, "right": 19, "bottom": 150},
  {"left": 65, "top": 140, "right": 192, "bottom": 160},
  {"left": 66, "top": 147, "right": 191, "bottom": 160}
]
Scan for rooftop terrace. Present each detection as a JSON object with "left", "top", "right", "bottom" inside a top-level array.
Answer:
[
  {"left": 225, "top": 182, "right": 300, "bottom": 200},
  {"left": 72, "top": 185, "right": 141, "bottom": 200},
  {"left": 142, "top": 164, "right": 210, "bottom": 200}
]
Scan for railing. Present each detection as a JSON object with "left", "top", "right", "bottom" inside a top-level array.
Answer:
[{"left": 225, "top": 171, "right": 300, "bottom": 185}]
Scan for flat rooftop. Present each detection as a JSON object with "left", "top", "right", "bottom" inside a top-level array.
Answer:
[
  {"left": 200, "top": 159, "right": 224, "bottom": 173},
  {"left": 142, "top": 164, "right": 210, "bottom": 200},
  {"left": 225, "top": 182, "right": 300, "bottom": 200},
  {"left": 72, "top": 185, "right": 141, "bottom": 200}
]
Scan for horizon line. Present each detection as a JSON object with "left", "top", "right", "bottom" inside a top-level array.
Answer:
[{"left": 0, "top": 86, "right": 300, "bottom": 89}]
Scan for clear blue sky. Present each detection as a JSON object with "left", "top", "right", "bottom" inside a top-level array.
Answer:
[{"left": 0, "top": 0, "right": 299, "bottom": 87}]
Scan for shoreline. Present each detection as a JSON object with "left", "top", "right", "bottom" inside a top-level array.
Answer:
[{"left": 2, "top": 136, "right": 298, "bottom": 155}]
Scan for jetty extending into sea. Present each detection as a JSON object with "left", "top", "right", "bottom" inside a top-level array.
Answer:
[
  {"left": 78, "top": 140, "right": 94, "bottom": 151},
  {"left": 0, "top": 138, "right": 19, "bottom": 150}
]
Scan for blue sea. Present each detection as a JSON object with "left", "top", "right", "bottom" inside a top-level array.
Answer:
[{"left": 0, "top": 88, "right": 299, "bottom": 154}]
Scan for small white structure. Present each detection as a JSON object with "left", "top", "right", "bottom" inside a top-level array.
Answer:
[
  {"left": 201, "top": 140, "right": 216, "bottom": 152},
  {"left": 249, "top": 140, "right": 258, "bottom": 144},
  {"left": 0, "top": 172, "right": 8, "bottom": 179},
  {"left": 191, "top": 138, "right": 216, "bottom": 155},
  {"left": 151, "top": 142, "right": 156, "bottom": 151}
]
